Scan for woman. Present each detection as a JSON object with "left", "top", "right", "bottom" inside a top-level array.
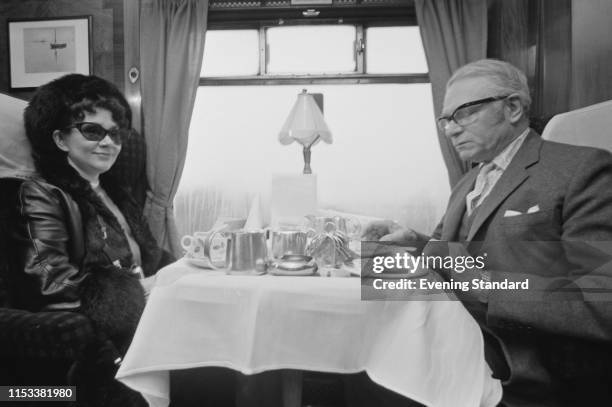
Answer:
[{"left": 14, "top": 74, "right": 172, "bottom": 406}]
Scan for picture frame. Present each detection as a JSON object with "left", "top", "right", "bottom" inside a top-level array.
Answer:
[{"left": 8, "top": 16, "right": 92, "bottom": 90}]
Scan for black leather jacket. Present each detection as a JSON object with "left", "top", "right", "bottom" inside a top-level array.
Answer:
[
  {"left": 13, "top": 179, "right": 87, "bottom": 311},
  {"left": 10, "top": 178, "right": 164, "bottom": 312}
]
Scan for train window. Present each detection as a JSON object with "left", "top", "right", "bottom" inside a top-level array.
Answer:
[
  {"left": 176, "top": 25, "right": 449, "bottom": 237},
  {"left": 365, "top": 26, "right": 428, "bottom": 74},
  {"left": 199, "top": 25, "right": 429, "bottom": 84},
  {"left": 266, "top": 25, "right": 357, "bottom": 74},
  {"left": 200, "top": 30, "right": 259, "bottom": 76}
]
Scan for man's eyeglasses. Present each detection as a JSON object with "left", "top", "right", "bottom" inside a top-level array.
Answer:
[
  {"left": 437, "top": 95, "right": 509, "bottom": 131},
  {"left": 65, "top": 122, "right": 131, "bottom": 145}
]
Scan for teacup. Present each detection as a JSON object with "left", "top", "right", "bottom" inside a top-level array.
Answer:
[{"left": 181, "top": 231, "right": 227, "bottom": 268}]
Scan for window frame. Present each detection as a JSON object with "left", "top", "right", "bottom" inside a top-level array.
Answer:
[{"left": 200, "top": 19, "right": 429, "bottom": 86}]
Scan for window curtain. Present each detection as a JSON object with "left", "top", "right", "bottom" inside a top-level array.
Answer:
[
  {"left": 140, "top": 0, "right": 208, "bottom": 256},
  {"left": 415, "top": 0, "right": 488, "bottom": 187}
]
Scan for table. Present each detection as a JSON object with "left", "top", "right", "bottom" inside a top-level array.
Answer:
[{"left": 116, "top": 259, "right": 502, "bottom": 407}]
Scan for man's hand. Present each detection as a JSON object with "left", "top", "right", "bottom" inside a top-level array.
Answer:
[{"left": 362, "top": 220, "right": 420, "bottom": 242}]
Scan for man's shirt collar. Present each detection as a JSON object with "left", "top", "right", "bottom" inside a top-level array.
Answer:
[{"left": 485, "top": 127, "right": 530, "bottom": 171}]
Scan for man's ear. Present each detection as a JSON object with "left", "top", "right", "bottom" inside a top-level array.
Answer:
[
  {"left": 505, "top": 96, "right": 524, "bottom": 124},
  {"left": 52, "top": 130, "right": 70, "bottom": 152}
]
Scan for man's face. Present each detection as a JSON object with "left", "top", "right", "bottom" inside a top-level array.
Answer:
[{"left": 441, "top": 77, "right": 515, "bottom": 162}]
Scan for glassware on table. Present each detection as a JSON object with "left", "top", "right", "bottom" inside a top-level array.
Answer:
[
  {"left": 270, "top": 230, "right": 308, "bottom": 260},
  {"left": 305, "top": 215, "right": 361, "bottom": 239},
  {"left": 304, "top": 215, "right": 359, "bottom": 273}
]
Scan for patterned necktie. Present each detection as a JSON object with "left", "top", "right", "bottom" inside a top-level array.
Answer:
[{"left": 466, "top": 162, "right": 497, "bottom": 215}]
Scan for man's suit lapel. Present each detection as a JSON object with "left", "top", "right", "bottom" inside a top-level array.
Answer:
[{"left": 466, "top": 130, "right": 542, "bottom": 241}]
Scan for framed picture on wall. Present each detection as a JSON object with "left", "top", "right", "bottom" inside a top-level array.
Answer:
[{"left": 8, "top": 16, "right": 92, "bottom": 90}]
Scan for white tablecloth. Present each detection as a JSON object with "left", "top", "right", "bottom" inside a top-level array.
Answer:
[{"left": 116, "top": 259, "right": 502, "bottom": 407}]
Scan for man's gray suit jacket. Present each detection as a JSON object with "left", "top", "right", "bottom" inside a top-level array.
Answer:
[{"left": 427, "top": 130, "right": 612, "bottom": 406}]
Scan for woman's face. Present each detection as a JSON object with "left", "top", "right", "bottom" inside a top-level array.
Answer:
[{"left": 54, "top": 108, "right": 122, "bottom": 180}]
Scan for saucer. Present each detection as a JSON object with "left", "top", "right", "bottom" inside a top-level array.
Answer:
[
  {"left": 184, "top": 256, "right": 220, "bottom": 269},
  {"left": 268, "top": 255, "right": 317, "bottom": 276},
  {"left": 269, "top": 268, "right": 316, "bottom": 276},
  {"left": 226, "top": 269, "right": 267, "bottom": 276}
]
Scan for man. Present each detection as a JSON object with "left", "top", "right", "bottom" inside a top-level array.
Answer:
[{"left": 366, "top": 59, "right": 612, "bottom": 406}]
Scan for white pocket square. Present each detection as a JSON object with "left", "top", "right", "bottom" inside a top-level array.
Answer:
[
  {"left": 527, "top": 205, "right": 540, "bottom": 214},
  {"left": 504, "top": 210, "right": 523, "bottom": 217}
]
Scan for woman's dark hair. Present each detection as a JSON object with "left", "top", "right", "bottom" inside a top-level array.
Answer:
[{"left": 24, "top": 74, "right": 132, "bottom": 178}]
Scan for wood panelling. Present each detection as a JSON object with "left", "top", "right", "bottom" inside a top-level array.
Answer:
[
  {"left": 571, "top": 0, "right": 612, "bottom": 109},
  {"left": 488, "top": 0, "right": 541, "bottom": 121},
  {"left": 123, "top": 0, "right": 142, "bottom": 132},
  {"left": 106, "top": 0, "right": 126, "bottom": 97},
  {"left": 0, "top": 0, "right": 124, "bottom": 100},
  {"left": 487, "top": 0, "right": 571, "bottom": 122},
  {"left": 488, "top": 0, "right": 533, "bottom": 82},
  {"left": 488, "top": 0, "right": 573, "bottom": 121},
  {"left": 538, "top": 0, "right": 572, "bottom": 119},
  {"left": 490, "top": 0, "right": 612, "bottom": 119}
]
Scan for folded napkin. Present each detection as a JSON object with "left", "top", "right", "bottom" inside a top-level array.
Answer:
[
  {"left": 0, "top": 93, "right": 36, "bottom": 178},
  {"left": 211, "top": 217, "right": 246, "bottom": 231},
  {"left": 244, "top": 194, "right": 265, "bottom": 230}
]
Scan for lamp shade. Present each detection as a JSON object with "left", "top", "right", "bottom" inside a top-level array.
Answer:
[{"left": 279, "top": 90, "right": 332, "bottom": 147}]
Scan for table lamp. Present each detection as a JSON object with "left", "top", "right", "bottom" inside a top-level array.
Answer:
[{"left": 278, "top": 89, "right": 332, "bottom": 174}]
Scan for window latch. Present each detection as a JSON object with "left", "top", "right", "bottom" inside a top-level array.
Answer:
[
  {"left": 356, "top": 38, "right": 365, "bottom": 55},
  {"left": 302, "top": 9, "right": 320, "bottom": 17}
]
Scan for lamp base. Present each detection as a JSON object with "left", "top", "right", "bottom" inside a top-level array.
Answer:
[{"left": 303, "top": 146, "right": 312, "bottom": 174}]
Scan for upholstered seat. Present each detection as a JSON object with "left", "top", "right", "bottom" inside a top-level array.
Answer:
[{"left": 541, "top": 99, "right": 612, "bottom": 152}]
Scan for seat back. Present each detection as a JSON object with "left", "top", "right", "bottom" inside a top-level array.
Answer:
[
  {"left": 0, "top": 177, "right": 34, "bottom": 308},
  {"left": 0, "top": 93, "right": 34, "bottom": 308},
  {"left": 0, "top": 93, "right": 35, "bottom": 178},
  {"left": 541, "top": 99, "right": 612, "bottom": 152}
]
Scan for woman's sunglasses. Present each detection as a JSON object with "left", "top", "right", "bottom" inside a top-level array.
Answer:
[{"left": 65, "top": 122, "right": 131, "bottom": 145}]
